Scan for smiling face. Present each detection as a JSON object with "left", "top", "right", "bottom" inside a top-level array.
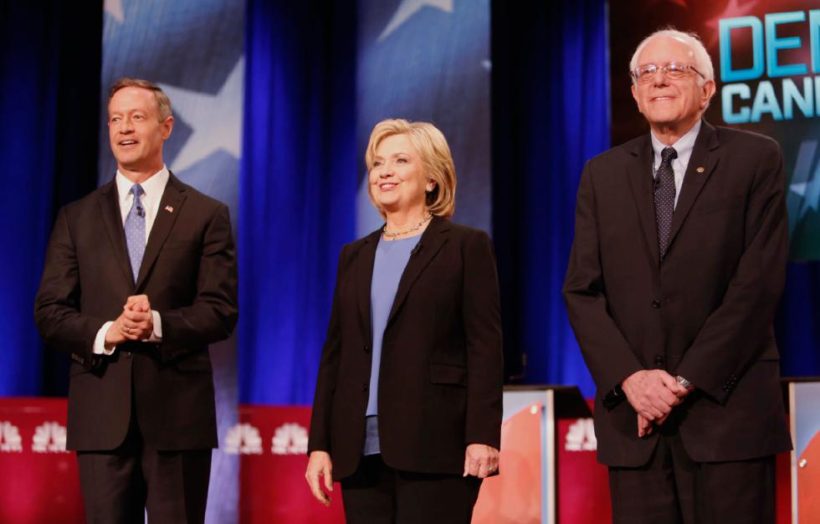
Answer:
[
  {"left": 631, "top": 35, "right": 715, "bottom": 136},
  {"left": 369, "top": 133, "right": 435, "bottom": 217},
  {"left": 108, "top": 86, "right": 173, "bottom": 177}
]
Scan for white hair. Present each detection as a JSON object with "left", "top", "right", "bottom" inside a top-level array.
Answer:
[{"left": 629, "top": 29, "right": 714, "bottom": 84}]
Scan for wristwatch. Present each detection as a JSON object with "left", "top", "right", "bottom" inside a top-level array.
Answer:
[{"left": 676, "top": 375, "right": 694, "bottom": 391}]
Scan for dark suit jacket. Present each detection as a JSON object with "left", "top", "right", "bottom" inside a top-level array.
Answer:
[
  {"left": 34, "top": 173, "right": 238, "bottom": 452},
  {"left": 563, "top": 121, "right": 792, "bottom": 467},
  {"left": 308, "top": 216, "right": 503, "bottom": 480}
]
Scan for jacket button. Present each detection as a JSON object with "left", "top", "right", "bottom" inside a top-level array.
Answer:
[
  {"left": 363, "top": 345, "right": 371, "bottom": 354},
  {"left": 654, "top": 355, "right": 665, "bottom": 366},
  {"left": 651, "top": 300, "right": 661, "bottom": 309},
  {"left": 361, "top": 383, "right": 368, "bottom": 392}
]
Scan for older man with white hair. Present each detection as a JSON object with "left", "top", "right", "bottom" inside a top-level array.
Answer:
[{"left": 564, "top": 29, "right": 791, "bottom": 523}]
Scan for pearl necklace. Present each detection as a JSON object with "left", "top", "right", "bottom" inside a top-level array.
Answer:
[{"left": 383, "top": 213, "right": 433, "bottom": 239}]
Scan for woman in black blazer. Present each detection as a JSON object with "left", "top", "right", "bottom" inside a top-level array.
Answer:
[{"left": 305, "top": 119, "right": 503, "bottom": 523}]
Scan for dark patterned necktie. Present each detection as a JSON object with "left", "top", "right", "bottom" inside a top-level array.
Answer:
[{"left": 654, "top": 147, "right": 677, "bottom": 259}]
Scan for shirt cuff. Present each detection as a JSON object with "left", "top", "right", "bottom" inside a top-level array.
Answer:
[
  {"left": 93, "top": 321, "right": 117, "bottom": 356},
  {"left": 146, "top": 310, "right": 162, "bottom": 342}
]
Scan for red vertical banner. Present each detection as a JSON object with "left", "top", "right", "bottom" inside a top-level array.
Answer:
[
  {"left": 236, "top": 405, "right": 345, "bottom": 523},
  {"left": 556, "top": 417, "right": 611, "bottom": 524},
  {"left": 0, "top": 398, "right": 83, "bottom": 523}
]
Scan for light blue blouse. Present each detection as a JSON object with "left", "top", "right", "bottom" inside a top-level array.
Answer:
[{"left": 363, "top": 234, "right": 420, "bottom": 455}]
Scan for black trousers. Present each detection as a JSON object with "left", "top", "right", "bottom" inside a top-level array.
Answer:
[
  {"left": 76, "top": 408, "right": 211, "bottom": 524},
  {"left": 341, "top": 454, "right": 483, "bottom": 524},
  {"left": 608, "top": 428, "right": 775, "bottom": 524}
]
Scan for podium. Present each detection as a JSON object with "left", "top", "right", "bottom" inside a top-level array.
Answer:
[
  {"left": 786, "top": 378, "right": 820, "bottom": 523},
  {"left": 472, "top": 385, "right": 605, "bottom": 524}
]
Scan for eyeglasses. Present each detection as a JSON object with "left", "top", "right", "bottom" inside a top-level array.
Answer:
[{"left": 631, "top": 62, "right": 705, "bottom": 84}]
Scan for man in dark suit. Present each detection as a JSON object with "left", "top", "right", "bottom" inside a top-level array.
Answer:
[
  {"left": 35, "top": 78, "right": 237, "bottom": 523},
  {"left": 563, "top": 30, "right": 791, "bottom": 523}
]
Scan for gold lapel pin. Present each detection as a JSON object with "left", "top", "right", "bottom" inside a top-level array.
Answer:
[
  {"left": 696, "top": 166, "right": 705, "bottom": 173},
  {"left": 164, "top": 205, "right": 174, "bottom": 213}
]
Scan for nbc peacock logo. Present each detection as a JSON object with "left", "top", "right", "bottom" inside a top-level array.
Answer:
[
  {"left": 32, "top": 422, "right": 69, "bottom": 453},
  {"left": 224, "top": 423, "right": 263, "bottom": 455},
  {"left": 271, "top": 423, "right": 308, "bottom": 455},
  {"left": 565, "top": 418, "right": 597, "bottom": 452},
  {"left": 0, "top": 421, "right": 23, "bottom": 453}
]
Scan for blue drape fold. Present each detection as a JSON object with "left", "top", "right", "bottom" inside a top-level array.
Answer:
[
  {"left": 239, "top": 0, "right": 358, "bottom": 404},
  {"left": 0, "top": 3, "right": 101, "bottom": 396},
  {"left": 492, "top": 0, "right": 609, "bottom": 395}
]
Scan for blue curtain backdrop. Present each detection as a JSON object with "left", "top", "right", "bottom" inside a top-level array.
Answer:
[
  {"left": 492, "top": 0, "right": 608, "bottom": 395},
  {"left": 778, "top": 264, "right": 820, "bottom": 378},
  {"left": 239, "top": 0, "right": 358, "bottom": 405},
  {"left": 0, "top": 2, "right": 101, "bottom": 396}
]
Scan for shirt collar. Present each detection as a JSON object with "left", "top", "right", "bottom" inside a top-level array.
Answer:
[
  {"left": 115, "top": 166, "right": 170, "bottom": 203},
  {"left": 650, "top": 120, "right": 701, "bottom": 162}
]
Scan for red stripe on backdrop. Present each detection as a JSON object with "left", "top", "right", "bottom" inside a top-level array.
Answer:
[{"left": 0, "top": 399, "right": 795, "bottom": 523}]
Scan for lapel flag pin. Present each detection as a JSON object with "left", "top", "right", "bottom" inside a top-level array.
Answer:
[
  {"left": 164, "top": 205, "right": 174, "bottom": 213},
  {"left": 696, "top": 166, "right": 705, "bottom": 173}
]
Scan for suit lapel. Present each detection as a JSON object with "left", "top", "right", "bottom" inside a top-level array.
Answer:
[
  {"left": 386, "top": 216, "right": 450, "bottom": 327},
  {"left": 666, "top": 121, "right": 720, "bottom": 253},
  {"left": 135, "top": 174, "right": 187, "bottom": 289},
  {"left": 356, "top": 229, "right": 380, "bottom": 344},
  {"left": 98, "top": 180, "right": 135, "bottom": 286},
  {"left": 625, "top": 135, "right": 661, "bottom": 266}
]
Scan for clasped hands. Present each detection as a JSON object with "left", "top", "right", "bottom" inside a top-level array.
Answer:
[
  {"left": 104, "top": 294, "right": 154, "bottom": 346},
  {"left": 621, "top": 369, "right": 691, "bottom": 438}
]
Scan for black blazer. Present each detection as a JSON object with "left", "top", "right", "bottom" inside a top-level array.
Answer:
[
  {"left": 563, "top": 121, "right": 792, "bottom": 467},
  {"left": 308, "top": 216, "right": 503, "bottom": 480},
  {"left": 34, "top": 174, "right": 238, "bottom": 451}
]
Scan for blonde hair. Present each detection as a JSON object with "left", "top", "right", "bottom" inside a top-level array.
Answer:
[
  {"left": 365, "top": 118, "right": 456, "bottom": 218},
  {"left": 108, "top": 77, "right": 173, "bottom": 121}
]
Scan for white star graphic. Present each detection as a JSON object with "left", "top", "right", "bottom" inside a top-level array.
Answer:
[
  {"left": 789, "top": 140, "right": 820, "bottom": 219},
  {"left": 790, "top": 182, "right": 807, "bottom": 197},
  {"left": 104, "top": 0, "right": 124, "bottom": 23},
  {"left": 791, "top": 173, "right": 820, "bottom": 218},
  {"left": 379, "top": 0, "right": 454, "bottom": 41},
  {"left": 160, "top": 58, "right": 244, "bottom": 173}
]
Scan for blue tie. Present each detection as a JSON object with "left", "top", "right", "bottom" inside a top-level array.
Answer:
[{"left": 125, "top": 184, "right": 146, "bottom": 282}]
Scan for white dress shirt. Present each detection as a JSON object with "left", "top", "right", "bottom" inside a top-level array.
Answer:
[
  {"left": 92, "top": 166, "right": 170, "bottom": 355},
  {"left": 650, "top": 119, "right": 701, "bottom": 209}
]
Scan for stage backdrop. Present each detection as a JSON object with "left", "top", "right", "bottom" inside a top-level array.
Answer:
[
  {"left": 97, "top": 1, "right": 245, "bottom": 522},
  {"left": 608, "top": 0, "right": 820, "bottom": 378},
  {"left": 355, "top": 0, "right": 492, "bottom": 235}
]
